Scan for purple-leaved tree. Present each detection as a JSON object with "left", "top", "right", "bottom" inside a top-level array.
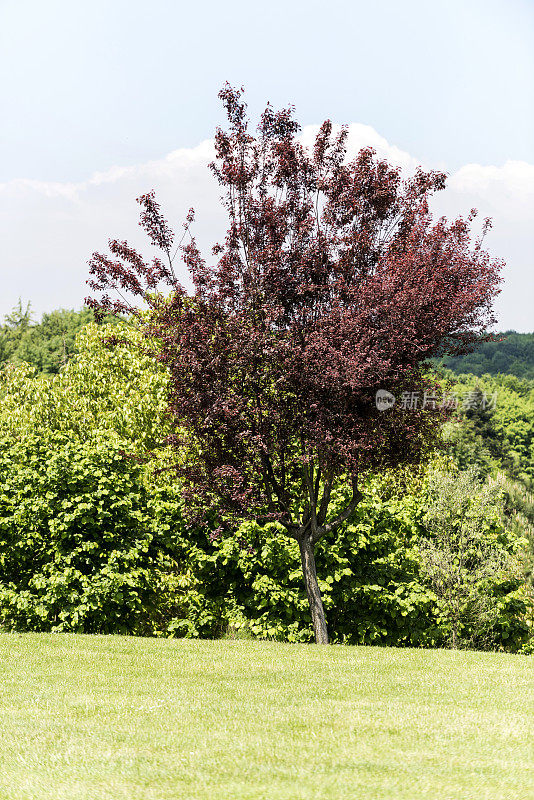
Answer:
[{"left": 87, "top": 86, "right": 502, "bottom": 643}]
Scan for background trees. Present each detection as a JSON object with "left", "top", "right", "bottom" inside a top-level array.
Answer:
[
  {"left": 435, "top": 332, "right": 534, "bottom": 379},
  {"left": 445, "top": 374, "right": 534, "bottom": 489},
  {"left": 0, "top": 321, "right": 531, "bottom": 647},
  {"left": 0, "top": 303, "right": 117, "bottom": 374}
]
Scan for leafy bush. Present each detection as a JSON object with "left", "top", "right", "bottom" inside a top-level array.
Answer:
[
  {"left": 418, "top": 467, "right": 530, "bottom": 650},
  {"left": 0, "top": 321, "right": 169, "bottom": 451},
  {"left": 156, "top": 473, "right": 531, "bottom": 651},
  {"left": 0, "top": 430, "right": 530, "bottom": 648},
  {"left": 0, "top": 432, "right": 168, "bottom": 632}
]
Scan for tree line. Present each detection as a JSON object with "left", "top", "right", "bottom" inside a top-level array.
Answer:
[
  {"left": 0, "top": 322, "right": 531, "bottom": 649},
  {"left": 435, "top": 332, "right": 534, "bottom": 379},
  {"left": 3, "top": 304, "right": 532, "bottom": 381}
]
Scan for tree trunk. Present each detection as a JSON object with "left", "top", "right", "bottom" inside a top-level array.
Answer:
[
  {"left": 299, "top": 536, "right": 329, "bottom": 644},
  {"left": 451, "top": 610, "right": 459, "bottom": 649}
]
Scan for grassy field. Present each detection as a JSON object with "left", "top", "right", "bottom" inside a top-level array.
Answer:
[{"left": 0, "top": 635, "right": 532, "bottom": 800}]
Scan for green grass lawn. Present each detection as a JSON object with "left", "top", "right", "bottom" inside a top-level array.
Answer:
[{"left": 0, "top": 635, "right": 532, "bottom": 800}]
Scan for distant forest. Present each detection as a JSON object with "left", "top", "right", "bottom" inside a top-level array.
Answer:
[
  {"left": 435, "top": 332, "right": 534, "bottom": 379},
  {"left": 0, "top": 303, "right": 533, "bottom": 379}
]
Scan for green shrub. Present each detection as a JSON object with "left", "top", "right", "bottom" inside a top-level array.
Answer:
[
  {"left": 157, "top": 474, "right": 532, "bottom": 651},
  {"left": 0, "top": 432, "right": 174, "bottom": 633},
  {"left": 418, "top": 467, "right": 531, "bottom": 650}
]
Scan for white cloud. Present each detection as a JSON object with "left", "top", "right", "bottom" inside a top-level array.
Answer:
[
  {"left": 0, "top": 128, "right": 532, "bottom": 331},
  {"left": 449, "top": 160, "right": 534, "bottom": 204},
  {"left": 432, "top": 160, "right": 534, "bottom": 332}
]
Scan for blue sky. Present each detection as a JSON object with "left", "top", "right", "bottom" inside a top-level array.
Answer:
[{"left": 1, "top": 0, "right": 533, "bottom": 329}]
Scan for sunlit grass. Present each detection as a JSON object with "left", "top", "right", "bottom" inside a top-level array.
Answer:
[{"left": 0, "top": 634, "right": 532, "bottom": 799}]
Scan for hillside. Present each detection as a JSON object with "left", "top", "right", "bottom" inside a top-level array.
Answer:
[{"left": 435, "top": 332, "right": 534, "bottom": 379}]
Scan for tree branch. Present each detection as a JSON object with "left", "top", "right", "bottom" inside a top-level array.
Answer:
[{"left": 310, "top": 473, "right": 362, "bottom": 545}]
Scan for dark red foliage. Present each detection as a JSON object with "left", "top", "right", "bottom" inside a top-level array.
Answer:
[{"left": 86, "top": 86, "right": 502, "bottom": 640}]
